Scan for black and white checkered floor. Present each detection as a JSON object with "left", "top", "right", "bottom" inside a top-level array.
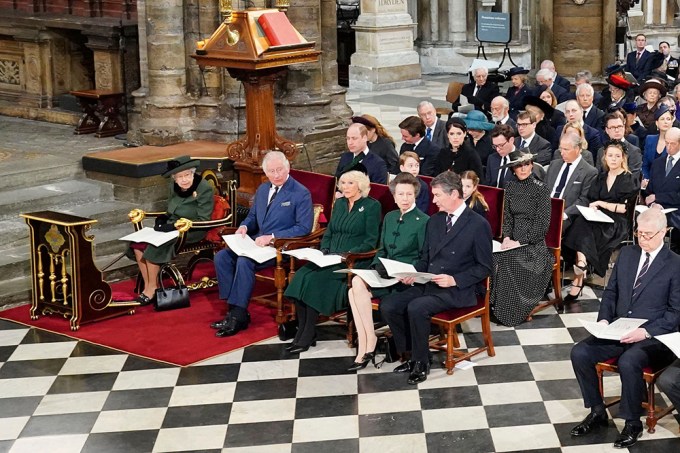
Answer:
[{"left": 0, "top": 286, "right": 678, "bottom": 452}]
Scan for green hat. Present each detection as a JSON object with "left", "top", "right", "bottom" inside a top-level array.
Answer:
[{"left": 162, "top": 155, "right": 200, "bottom": 177}]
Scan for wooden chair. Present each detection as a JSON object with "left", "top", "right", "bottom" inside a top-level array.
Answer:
[
  {"left": 596, "top": 358, "right": 676, "bottom": 433},
  {"left": 477, "top": 184, "right": 505, "bottom": 238},
  {"left": 435, "top": 81, "right": 464, "bottom": 118},
  {"left": 429, "top": 277, "right": 495, "bottom": 374},
  {"left": 128, "top": 170, "right": 237, "bottom": 290},
  {"left": 527, "top": 197, "right": 565, "bottom": 319}
]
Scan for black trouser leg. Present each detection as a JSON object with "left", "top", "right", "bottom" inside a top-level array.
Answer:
[
  {"left": 293, "top": 299, "right": 306, "bottom": 345},
  {"left": 296, "top": 301, "right": 318, "bottom": 347}
]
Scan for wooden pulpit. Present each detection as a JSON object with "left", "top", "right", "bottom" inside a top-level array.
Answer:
[
  {"left": 191, "top": 8, "right": 321, "bottom": 207},
  {"left": 21, "top": 211, "right": 137, "bottom": 330}
]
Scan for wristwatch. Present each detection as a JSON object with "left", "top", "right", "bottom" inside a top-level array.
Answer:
[{"left": 644, "top": 330, "right": 652, "bottom": 340}]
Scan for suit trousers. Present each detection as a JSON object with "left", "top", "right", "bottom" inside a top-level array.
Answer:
[
  {"left": 380, "top": 286, "right": 456, "bottom": 363},
  {"left": 571, "top": 336, "right": 675, "bottom": 421},
  {"left": 657, "top": 359, "right": 680, "bottom": 409},
  {"left": 214, "top": 249, "right": 275, "bottom": 308}
]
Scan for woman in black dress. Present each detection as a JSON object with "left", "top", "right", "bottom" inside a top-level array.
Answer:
[
  {"left": 460, "top": 170, "right": 488, "bottom": 219},
  {"left": 352, "top": 115, "right": 399, "bottom": 175},
  {"left": 562, "top": 140, "right": 639, "bottom": 301},
  {"left": 437, "top": 118, "right": 483, "bottom": 177}
]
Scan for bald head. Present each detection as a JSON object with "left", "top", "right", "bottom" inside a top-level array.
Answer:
[
  {"left": 564, "top": 100, "right": 583, "bottom": 123},
  {"left": 666, "top": 127, "right": 680, "bottom": 156}
]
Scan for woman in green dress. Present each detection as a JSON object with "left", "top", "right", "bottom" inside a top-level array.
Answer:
[
  {"left": 129, "top": 156, "right": 214, "bottom": 305},
  {"left": 347, "top": 173, "right": 428, "bottom": 371},
  {"left": 284, "top": 170, "right": 381, "bottom": 353}
]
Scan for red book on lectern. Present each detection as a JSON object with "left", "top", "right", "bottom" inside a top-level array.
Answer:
[{"left": 258, "top": 12, "right": 304, "bottom": 46}]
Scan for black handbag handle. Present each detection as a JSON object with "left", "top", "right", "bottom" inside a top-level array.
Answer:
[{"left": 157, "top": 264, "right": 186, "bottom": 292}]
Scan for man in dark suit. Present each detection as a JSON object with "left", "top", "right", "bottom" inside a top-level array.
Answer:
[
  {"left": 645, "top": 127, "right": 680, "bottom": 231},
  {"left": 596, "top": 113, "right": 643, "bottom": 177},
  {"left": 453, "top": 66, "right": 499, "bottom": 116},
  {"left": 514, "top": 110, "right": 553, "bottom": 166},
  {"left": 417, "top": 101, "right": 448, "bottom": 152},
  {"left": 381, "top": 171, "right": 492, "bottom": 384},
  {"left": 570, "top": 71, "right": 604, "bottom": 106},
  {"left": 486, "top": 124, "right": 517, "bottom": 188},
  {"left": 577, "top": 83, "right": 605, "bottom": 131},
  {"left": 213, "top": 151, "right": 314, "bottom": 337},
  {"left": 657, "top": 359, "right": 680, "bottom": 413},
  {"left": 546, "top": 133, "right": 598, "bottom": 229},
  {"left": 335, "top": 123, "right": 388, "bottom": 184},
  {"left": 659, "top": 41, "right": 679, "bottom": 79},
  {"left": 535, "top": 68, "right": 570, "bottom": 103},
  {"left": 626, "top": 33, "right": 655, "bottom": 81},
  {"left": 552, "top": 100, "right": 603, "bottom": 157},
  {"left": 570, "top": 208, "right": 680, "bottom": 449},
  {"left": 399, "top": 116, "right": 440, "bottom": 177},
  {"left": 490, "top": 96, "right": 517, "bottom": 132},
  {"left": 541, "top": 59, "right": 571, "bottom": 92}
]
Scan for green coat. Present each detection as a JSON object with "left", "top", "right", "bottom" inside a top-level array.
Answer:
[
  {"left": 371, "top": 207, "right": 429, "bottom": 298},
  {"left": 284, "top": 196, "right": 381, "bottom": 315},
  {"left": 140, "top": 177, "right": 214, "bottom": 264}
]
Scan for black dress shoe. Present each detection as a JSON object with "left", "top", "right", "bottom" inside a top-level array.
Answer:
[
  {"left": 210, "top": 319, "right": 229, "bottom": 330},
  {"left": 570, "top": 412, "right": 608, "bottom": 436},
  {"left": 137, "top": 294, "right": 153, "bottom": 306},
  {"left": 613, "top": 423, "right": 643, "bottom": 448},
  {"left": 215, "top": 317, "right": 248, "bottom": 337},
  {"left": 393, "top": 360, "right": 413, "bottom": 373},
  {"left": 407, "top": 361, "right": 430, "bottom": 385},
  {"left": 288, "top": 344, "right": 310, "bottom": 354}
]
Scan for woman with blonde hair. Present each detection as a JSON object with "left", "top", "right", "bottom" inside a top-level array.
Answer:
[
  {"left": 284, "top": 170, "right": 381, "bottom": 353},
  {"left": 352, "top": 114, "right": 399, "bottom": 174}
]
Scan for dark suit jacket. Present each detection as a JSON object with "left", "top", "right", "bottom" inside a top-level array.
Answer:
[
  {"left": 515, "top": 134, "right": 553, "bottom": 166},
  {"left": 648, "top": 154, "right": 680, "bottom": 228},
  {"left": 400, "top": 138, "right": 441, "bottom": 177},
  {"left": 552, "top": 123, "right": 602, "bottom": 160},
  {"left": 550, "top": 83, "right": 571, "bottom": 103},
  {"left": 545, "top": 157, "right": 598, "bottom": 219},
  {"left": 505, "top": 84, "right": 532, "bottom": 120},
  {"left": 555, "top": 74, "right": 571, "bottom": 92},
  {"left": 414, "top": 207, "right": 493, "bottom": 307},
  {"left": 485, "top": 152, "right": 516, "bottom": 188},
  {"left": 583, "top": 106, "right": 606, "bottom": 130},
  {"left": 455, "top": 81, "right": 499, "bottom": 114},
  {"left": 335, "top": 150, "right": 388, "bottom": 184},
  {"left": 599, "top": 245, "right": 680, "bottom": 336},
  {"left": 626, "top": 49, "right": 655, "bottom": 81},
  {"left": 472, "top": 133, "right": 494, "bottom": 166},
  {"left": 241, "top": 176, "right": 314, "bottom": 239},
  {"left": 429, "top": 119, "right": 449, "bottom": 154}
]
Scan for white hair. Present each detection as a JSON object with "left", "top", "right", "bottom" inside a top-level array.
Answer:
[
  {"left": 417, "top": 101, "right": 435, "bottom": 112},
  {"left": 262, "top": 151, "right": 290, "bottom": 172},
  {"left": 473, "top": 67, "right": 489, "bottom": 77},
  {"left": 575, "top": 83, "right": 594, "bottom": 97},
  {"left": 536, "top": 68, "right": 555, "bottom": 81}
]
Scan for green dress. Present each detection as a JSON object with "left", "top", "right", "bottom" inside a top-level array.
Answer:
[
  {"left": 284, "top": 196, "right": 381, "bottom": 315},
  {"left": 137, "top": 177, "right": 214, "bottom": 264},
  {"left": 371, "top": 207, "right": 429, "bottom": 298}
]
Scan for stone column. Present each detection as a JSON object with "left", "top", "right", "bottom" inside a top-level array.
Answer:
[
  {"left": 449, "top": 0, "right": 467, "bottom": 43},
  {"left": 349, "top": 0, "right": 422, "bottom": 90}
]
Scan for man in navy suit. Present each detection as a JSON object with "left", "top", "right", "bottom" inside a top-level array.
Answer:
[
  {"left": 541, "top": 59, "right": 571, "bottom": 92},
  {"left": 626, "top": 34, "right": 655, "bottom": 81},
  {"left": 399, "top": 116, "right": 440, "bottom": 177},
  {"left": 486, "top": 124, "right": 517, "bottom": 187},
  {"left": 535, "top": 68, "right": 570, "bottom": 103},
  {"left": 577, "top": 84, "right": 605, "bottom": 131},
  {"left": 417, "top": 101, "right": 448, "bottom": 152},
  {"left": 645, "top": 127, "right": 680, "bottom": 232},
  {"left": 381, "top": 171, "right": 492, "bottom": 384},
  {"left": 552, "top": 100, "right": 602, "bottom": 156},
  {"left": 453, "top": 66, "right": 500, "bottom": 116},
  {"left": 335, "top": 123, "right": 388, "bottom": 184},
  {"left": 514, "top": 110, "right": 553, "bottom": 166},
  {"left": 213, "top": 151, "right": 314, "bottom": 337},
  {"left": 570, "top": 208, "right": 680, "bottom": 449}
]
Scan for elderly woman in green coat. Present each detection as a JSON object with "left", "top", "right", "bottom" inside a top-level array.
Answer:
[
  {"left": 284, "top": 170, "right": 381, "bottom": 353},
  {"left": 129, "top": 156, "right": 214, "bottom": 305},
  {"left": 347, "top": 172, "right": 428, "bottom": 371}
]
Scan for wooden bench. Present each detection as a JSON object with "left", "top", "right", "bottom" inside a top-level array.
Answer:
[{"left": 70, "top": 89, "right": 125, "bottom": 137}]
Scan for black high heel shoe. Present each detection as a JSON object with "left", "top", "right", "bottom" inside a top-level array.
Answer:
[
  {"left": 564, "top": 285, "right": 583, "bottom": 302},
  {"left": 285, "top": 337, "right": 317, "bottom": 352},
  {"left": 347, "top": 350, "right": 377, "bottom": 372}
]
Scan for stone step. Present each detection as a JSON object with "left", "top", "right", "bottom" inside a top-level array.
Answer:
[
  {"left": 1, "top": 158, "right": 84, "bottom": 191},
  {"left": 1, "top": 180, "right": 114, "bottom": 221}
]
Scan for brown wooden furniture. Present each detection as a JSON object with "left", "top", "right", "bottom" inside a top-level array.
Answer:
[
  {"left": 596, "top": 358, "right": 676, "bottom": 433},
  {"left": 477, "top": 184, "right": 505, "bottom": 239},
  {"left": 21, "top": 211, "right": 138, "bottom": 330},
  {"left": 527, "top": 197, "right": 565, "bottom": 319},
  {"left": 70, "top": 89, "right": 125, "bottom": 138},
  {"left": 429, "top": 277, "right": 494, "bottom": 374}
]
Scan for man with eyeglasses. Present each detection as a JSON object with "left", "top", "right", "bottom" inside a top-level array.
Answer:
[
  {"left": 514, "top": 110, "right": 552, "bottom": 166},
  {"left": 486, "top": 124, "right": 517, "bottom": 188},
  {"left": 212, "top": 151, "right": 313, "bottom": 337},
  {"left": 570, "top": 208, "right": 680, "bottom": 449},
  {"left": 645, "top": 127, "right": 680, "bottom": 246},
  {"left": 595, "top": 112, "right": 642, "bottom": 177}
]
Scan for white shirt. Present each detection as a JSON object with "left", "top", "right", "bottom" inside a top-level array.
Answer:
[
  {"left": 635, "top": 241, "right": 664, "bottom": 277},
  {"left": 552, "top": 155, "right": 582, "bottom": 197},
  {"left": 445, "top": 202, "right": 467, "bottom": 229},
  {"left": 519, "top": 133, "right": 535, "bottom": 148}
]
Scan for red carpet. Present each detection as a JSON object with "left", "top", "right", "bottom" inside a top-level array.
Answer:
[{"left": 0, "top": 274, "right": 279, "bottom": 367}]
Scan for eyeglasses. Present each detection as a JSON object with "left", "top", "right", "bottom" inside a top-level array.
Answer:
[
  {"left": 606, "top": 125, "right": 625, "bottom": 130},
  {"left": 516, "top": 122, "right": 533, "bottom": 127},
  {"left": 492, "top": 140, "right": 509, "bottom": 150},
  {"left": 634, "top": 229, "right": 665, "bottom": 240}
]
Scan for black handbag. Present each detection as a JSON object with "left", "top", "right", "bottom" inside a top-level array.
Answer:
[
  {"left": 373, "top": 334, "right": 398, "bottom": 368},
  {"left": 154, "top": 264, "right": 190, "bottom": 311}
]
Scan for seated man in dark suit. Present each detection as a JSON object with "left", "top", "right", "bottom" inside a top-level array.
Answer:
[
  {"left": 452, "top": 66, "right": 499, "bottom": 116},
  {"left": 381, "top": 171, "right": 492, "bottom": 384},
  {"left": 399, "top": 116, "right": 440, "bottom": 177},
  {"left": 213, "top": 151, "right": 314, "bottom": 337},
  {"left": 535, "top": 68, "right": 570, "bottom": 103},
  {"left": 514, "top": 110, "right": 553, "bottom": 166},
  {"left": 570, "top": 208, "right": 680, "bottom": 449},
  {"left": 541, "top": 59, "right": 571, "bottom": 92},
  {"left": 645, "top": 127, "right": 680, "bottom": 233},
  {"left": 335, "top": 123, "right": 388, "bottom": 184},
  {"left": 577, "top": 83, "right": 605, "bottom": 131},
  {"left": 417, "top": 101, "right": 448, "bottom": 152},
  {"left": 486, "top": 124, "right": 517, "bottom": 188},
  {"left": 657, "top": 359, "right": 680, "bottom": 416},
  {"left": 571, "top": 71, "right": 604, "bottom": 106},
  {"left": 553, "top": 100, "right": 603, "bottom": 157},
  {"left": 490, "top": 96, "right": 517, "bottom": 132},
  {"left": 546, "top": 133, "right": 598, "bottom": 229}
]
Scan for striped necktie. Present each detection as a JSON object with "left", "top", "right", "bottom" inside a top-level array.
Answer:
[
  {"left": 632, "top": 252, "right": 650, "bottom": 299},
  {"left": 446, "top": 213, "right": 454, "bottom": 233}
]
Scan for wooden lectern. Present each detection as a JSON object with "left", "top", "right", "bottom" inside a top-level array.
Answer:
[
  {"left": 191, "top": 8, "right": 320, "bottom": 207},
  {"left": 21, "top": 211, "right": 137, "bottom": 330}
]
